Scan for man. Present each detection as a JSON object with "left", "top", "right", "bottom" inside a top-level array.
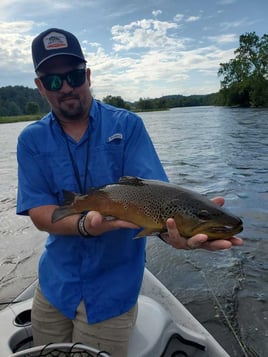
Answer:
[{"left": 16, "top": 28, "right": 243, "bottom": 356}]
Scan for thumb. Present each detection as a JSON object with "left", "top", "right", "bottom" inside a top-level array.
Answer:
[{"left": 86, "top": 211, "right": 104, "bottom": 228}]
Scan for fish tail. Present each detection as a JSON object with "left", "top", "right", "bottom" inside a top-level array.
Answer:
[
  {"left": 51, "top": 206, "right": 78, "bottom": 223},
  {"left": 51, "top": 190, "right": 81, "bottom": 223}
]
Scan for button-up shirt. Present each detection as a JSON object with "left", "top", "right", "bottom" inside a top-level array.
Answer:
[{"left": 17, "top": 99, "right": 168, "bottom": 323}]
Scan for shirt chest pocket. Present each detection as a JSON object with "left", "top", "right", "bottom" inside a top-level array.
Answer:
[
  {"left": 89, "top": 142, "right": 124, "bottom": 187},
  {"left": 36, "top": 152, "right": 80, "bottom": 196}
]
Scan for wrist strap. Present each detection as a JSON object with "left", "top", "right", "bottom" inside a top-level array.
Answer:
[{"left": 77, "top": 214, "right": 93, "bottom": 238}]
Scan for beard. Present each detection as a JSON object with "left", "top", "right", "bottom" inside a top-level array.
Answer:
[{"left": 53, "top": 94, "right": 89, "bottom": 120}]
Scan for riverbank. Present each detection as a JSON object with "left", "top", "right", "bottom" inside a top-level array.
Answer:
[
  {"left": 0, "top": 114, "right": 43, "bottom": 124},
  {"left": 0, "top": 109, "right": 170, "bottom": 124}
]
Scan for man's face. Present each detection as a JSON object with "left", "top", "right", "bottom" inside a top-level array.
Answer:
[{"left": 35, "top": 56, "right": 92, "bottom": 121}]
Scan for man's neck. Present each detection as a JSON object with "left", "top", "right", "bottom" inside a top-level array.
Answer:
[{"left": 57, "top": 115, "right": 89, "bottom": 142}]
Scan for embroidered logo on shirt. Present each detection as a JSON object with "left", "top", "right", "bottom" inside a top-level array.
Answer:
[
  {"left": 107, "top": 133, "right": 123, "bottom": 142},
  {"left": 43, "top": 32, "right": 68, "bottom": 50}
]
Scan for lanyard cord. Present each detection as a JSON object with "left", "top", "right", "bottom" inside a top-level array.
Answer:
[{"left": 57, "top": 119, "right": 90, "bottom": 194}]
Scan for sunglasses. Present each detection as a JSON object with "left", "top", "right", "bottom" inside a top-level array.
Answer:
[{"left": 39, "top": 69, "right": 86, "bottom": 91}]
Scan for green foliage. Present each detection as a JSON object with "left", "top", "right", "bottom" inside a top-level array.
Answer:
[
  {"left": 102, "top": 95, "right": 131, "bottom": 110},
  {"left": 7, "top": 101, "right": 22, "bottom": 116},
  {"left": 134, "top": 94, "right": 217, "bottom": 110},
  {"left": 0, "top": 86, "right": 49, "bottom": 116},
  {"left": 0, "top": 115, "right": 42, "bottom": 124},
  {"left": 218, "top": 32, "right": 268, "bottom": 107},
  {"left": 136, "top": 97, "right": 160, "bottom": 110},
  {"left": 101, "top": 94, "right": 207, "bottom": 111},
  {"left": 26, "top": 101, "right": 40, "bottom": 115}
]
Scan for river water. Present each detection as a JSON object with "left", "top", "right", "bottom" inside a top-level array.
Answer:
[{"left": 0, "top": 106, "right": 267, "bottom": 356}]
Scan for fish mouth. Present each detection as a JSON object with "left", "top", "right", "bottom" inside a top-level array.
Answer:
[{"left": 207, "top": 222, "right": 243, "bottom": 235}]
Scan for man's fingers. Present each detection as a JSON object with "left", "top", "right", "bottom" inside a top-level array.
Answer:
[
  {"left": 86, "top": 211, "right": 139, "bottom": 236},
  {"left": 211, "top": 196, "right": 225, "bottom": 206},
  {"left": 186, "top": 234, "right": 208, "bottom": 249}
]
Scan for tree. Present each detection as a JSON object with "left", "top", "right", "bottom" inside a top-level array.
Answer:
[
  {"left": 102, "top": 95, "right": 130, "bottom": 109},
  {"left": 218, "top": 32, "right": 268, "bottom": 107},
  {"left": 26, "top": 101, "right": 40, "bottom": 114},
  {"left": 136, "top": 97, "right": 155, "bottom": 110},
  {"left": 8, "top": 101, "right": 21, "bottom": 115},
  {"left": 0, "top": 86, "right": 49, "bottom": 116}
]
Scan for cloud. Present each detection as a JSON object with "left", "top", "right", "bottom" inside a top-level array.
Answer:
[
  {"left": 207, "top": 34, "right": 237, "bottom": 44},
  {"left": 111, "top": 19, "right": 180, "bottom": 51},
  {"left": 220, "top": 18, "right": 255, "bottom": 30},
  {"left": 152, "top": 9, "right": 162, "bottom": 17},
  {"left": 0, "top": 21, "right": 34, "bottom": 72},
  {"left": 185, "top": 16, "right": 200, "bottom": 22},
  {"left": 0, "top": 21, "right": 33, "bottom": 33},
  {"left": 88, "top": 36, "right": 235, "bottom": 101},
  {"left": 173, "top": 14, "right": 184, "bottom": 22},
  {"left": 217, "top": 0, "right": 236, "bottom": 4}
]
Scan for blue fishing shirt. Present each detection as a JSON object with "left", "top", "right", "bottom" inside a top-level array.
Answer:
[{"left": 16, "top": 99, "right": 168, "bottom": 323}]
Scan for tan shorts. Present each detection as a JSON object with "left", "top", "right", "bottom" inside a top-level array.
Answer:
[{"left": 31, "top": 284, "right": 138, "bottom": 357}]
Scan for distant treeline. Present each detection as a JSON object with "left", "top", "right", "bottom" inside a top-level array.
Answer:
[
  {"left": 102, "top": 93, "right": 218, "bottom": 111},
  {"left": 0, "top": 85, "right": 219, "bottom": 117},
  {"left": 1, "top": 83, "right": 266, "bottom": 118},
  {"left": 0, "top": 86, "right": 49, "bottom": 116}
]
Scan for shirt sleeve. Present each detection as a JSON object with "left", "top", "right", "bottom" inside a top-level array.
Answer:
[{"left": 16, "top": 129, "right": 58, "bottom": 216}]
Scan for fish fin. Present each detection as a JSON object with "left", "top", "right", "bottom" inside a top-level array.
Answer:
[
  {"left": 134, "top": 228, "right": 156, "bottom": 238},
  {"left": 86, "top": 185, "right": 101, "bottom": 194},
  {"left": 119, "top": 176, "right": 145, "bottom": 186},
  {"left": 62, "top": 190, "right": 80, "bottom": 205},
  {"left": 51, "top": 206, "right": 77, "bottom": 223}
]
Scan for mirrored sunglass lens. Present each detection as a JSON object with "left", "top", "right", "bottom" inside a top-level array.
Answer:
[
  {"left": 50, "top": 76, "right": 63, "bottom": 90},
  {"left": 66, "top": 70, "right": 86, "bottom": 87},
  {"left": 42, "top": 75, "right": 62, "bottom": 91}
]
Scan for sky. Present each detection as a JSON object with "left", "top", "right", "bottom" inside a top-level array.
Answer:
[{"left": 0, "top": 0, "right": 267, "bottom": 101}]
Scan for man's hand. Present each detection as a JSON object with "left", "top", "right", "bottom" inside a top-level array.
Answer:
[
  {"left": 84, "top": 211, "right": 139, "bottom": 236},
  {"left": 160, "top": 197, "right": 243, "bottom": 251}
]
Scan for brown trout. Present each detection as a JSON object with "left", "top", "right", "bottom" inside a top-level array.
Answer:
[{"left": 52, "top": 176, "right": 243, "bottom": 239}]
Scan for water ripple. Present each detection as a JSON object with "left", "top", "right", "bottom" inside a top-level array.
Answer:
[{"left": 142, "top": 107, "right": 268, "bottom": 240}]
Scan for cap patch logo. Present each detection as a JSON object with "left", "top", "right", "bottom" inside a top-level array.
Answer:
[{"left": 43, "top": 32, "right": 68, "bottom": 51}]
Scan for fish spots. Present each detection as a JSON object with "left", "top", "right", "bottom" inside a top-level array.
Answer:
[
  {"left": 52, "top": 177, "right": 243, "bottom": 239},
  {"left": 109, "top": 186, "right": 163, "bottom": 224}
]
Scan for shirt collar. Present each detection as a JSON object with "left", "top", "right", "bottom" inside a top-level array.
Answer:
[{"left": 89, "top": 99, "right": 98, "bottom": 129}]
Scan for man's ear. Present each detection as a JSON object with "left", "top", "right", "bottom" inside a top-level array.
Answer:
[
  {"left": 86, "top": 68, "right": 91, "bottom": 87},
  {"left": 34, "top": 77, "right": 45, "bottom": 95}
]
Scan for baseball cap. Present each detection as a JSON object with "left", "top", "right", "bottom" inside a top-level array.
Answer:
[{"left": 32, "top": 28, "right": 86, "bottom": 71}]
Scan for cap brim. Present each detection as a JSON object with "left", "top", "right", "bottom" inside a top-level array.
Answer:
[{"left": 35, "top": 53, "right": 86, "bottom": 71}]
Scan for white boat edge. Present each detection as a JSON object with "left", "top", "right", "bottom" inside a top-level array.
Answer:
[
  {"left": 140, "top": 268, "right": 230, "bottom": 356},
  {"left": 0, "top": 268, "right": 230, "bottom": 356}
]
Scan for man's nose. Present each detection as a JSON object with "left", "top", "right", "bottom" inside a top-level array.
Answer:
[{"left": 60, "top": 79, "right": 73, "bottom": 92}]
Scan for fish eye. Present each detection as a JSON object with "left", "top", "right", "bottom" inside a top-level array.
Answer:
[{"left": 197, "top": 210, "right": 210, "bottom": 220}]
